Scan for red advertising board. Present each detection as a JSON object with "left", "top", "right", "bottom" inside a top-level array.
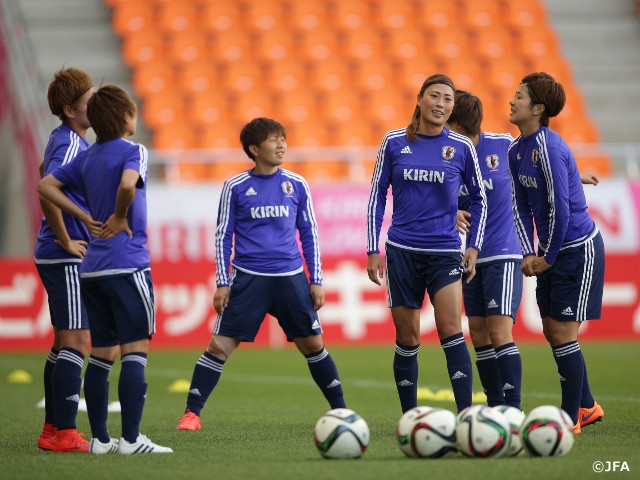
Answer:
[
  {"left": 2, "top": 179, "right": 639, "bottom": 350},
  {"left": 0, "top": 254, "right": 638, "bottom": 351}
]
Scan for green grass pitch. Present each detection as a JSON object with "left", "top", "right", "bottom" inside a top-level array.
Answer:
[{"left": 0, "top": 343, "right": 638, "bottom": 479}]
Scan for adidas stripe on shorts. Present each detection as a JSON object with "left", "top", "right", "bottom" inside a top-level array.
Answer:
[
  {"left": 463, "top": 260, "right": 523, "bottom": 319},
  {"left": 535, "top": 230, "right": 605, "bottom": 322}
]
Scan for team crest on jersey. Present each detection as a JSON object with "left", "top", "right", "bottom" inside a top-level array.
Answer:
[
  {"left": 281, "top": 181, "right": 294, "bottom": 195},
  {"left": 442, "top": 146, "right": 455, "bottom": 161},
  {"left": 531, "top": 149, "right": 539, "bottom": 165},
  {"left": 486, "top": 154, "right": 499, "bottom": 169}
]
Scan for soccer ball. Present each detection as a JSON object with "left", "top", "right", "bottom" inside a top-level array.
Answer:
[
  {"left": 519, "top": 405, "right": 574, "bottom": 457},
  {"left": 457, "top": 405, "right": 511, "bottom": 458},
  {"left": 492, "top": 405, "right": 526, "bottom": 456},
  {"left": 396, "top": 407, "right": 458, "bottom": 458},
  {"left": 314, "top": 408, "right": 370, "bottom": 459}
]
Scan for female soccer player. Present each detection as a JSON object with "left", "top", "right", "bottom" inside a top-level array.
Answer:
[
  {"left": 508, "top": 72, "right": 604, "bottom": 434},
  {"left": 366, "top": 74, "right": 488, "bottom": 414},
  {"left": 38, "top": 85, "right": 173, "bottom": 453},
  {"left": 448, "top": 90, "right": 524, "bottom": 410},
  {"left": 175, "top": 117, "right": 347, "bottom": 431},
  {"left": 35, "top": 67, "right": 94, "bottom": 452}
]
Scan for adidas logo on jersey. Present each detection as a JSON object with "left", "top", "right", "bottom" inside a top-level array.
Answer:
[
  {"left": 65, "top": 394, "right": 80, "bottom": 403},
  {"left": 327, "top": 379, "right": 342, "bottom": 389},
  {"left": 561, "top": 306, "right": 574, "bottom": 316},
  {"left": 189, "top": 388, "right": 201, "bottom": 396},
  {"left": 396, "top": 379, "right": 413, "bottom": 387},
  {"left": 245, "top": 187, "right": 257, "bottom": 196},
  {"left": 311, "top": 320, "right": 321, "bottom": 329},
  {"left": 487, "top": 299, "right": 498, "bottom": 309},
  {"left": 451, "top": 371, "right": 467, "bottom": 380},
  {"left": 400, "top": 146, "right": 412, "bottom": 154}
]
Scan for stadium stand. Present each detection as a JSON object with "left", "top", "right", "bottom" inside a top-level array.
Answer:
[{"left": 105, "top": 0, "right": 612, "bottom": 181}]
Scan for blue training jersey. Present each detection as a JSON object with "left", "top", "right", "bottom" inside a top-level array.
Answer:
[
  {"left": 34, "top": 124, "right": 90, "bottom": 261},
  {"left": 367, "top": 127, "right": 487, "bottom": 254},
  {"left": 459, "top": 132, "right": 523, "bottom": 263},
  {"left": 508, "top": 126, "right": 595, "bottom": 265},
  {"left": 51, "top": 138, "right": 150, "bottom": 276},
  {"left": 215, "top": 168, "right": 322, "bottom": 287}
]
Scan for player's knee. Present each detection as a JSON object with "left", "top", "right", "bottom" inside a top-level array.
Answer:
[{"left": 206, "top": 335, "right": 238, "bottom": 361}]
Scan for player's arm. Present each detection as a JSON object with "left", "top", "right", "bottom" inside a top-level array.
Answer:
[
  {"left": 37, "top": 173, "right": 102, "bottom": 237},
  {"left": 581, "top": 172, "right": 599, "bottom": 185},
  {"left": 100, "top": 168, "right": 139, "bottom": 239}
]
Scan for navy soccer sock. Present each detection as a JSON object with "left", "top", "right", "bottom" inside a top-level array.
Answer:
[
  {"left": 580, "top": 356, "right": 595, "bottom": 409},
  {"left": 43, "top": 348, "right": 58, "bottom": 424},
  {"left": 52, "top": 347, "right": 85, "bottom": 430},
  {"left": 84, "top": 355, "right": 114, "bottom": 443},
  {"left": 552, "top": 341, "right": 584, "bottom": 423},
  {"left": 394, "top": 341, "right": 419, "bottom": 413},
  {"left": 441, "top": 333, "right": 473, "bottom": 413},
  {"left": 496, "top": 342, "right": 522, "bottom": 410},
  {"left": 474, "top": 344, "right": 504, "bottom": 407},
  {"left": 119, "top": 352, "right": 148, "bottom": 443},
  {"left": 305, "top": 348, "right": 346, "bottom": 409},
  {"left": 185, "top": 351, "right": 225, "bottom": 416}
]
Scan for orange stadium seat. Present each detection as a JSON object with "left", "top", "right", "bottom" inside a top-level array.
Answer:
[
  {"left": 504, "top": 0, "right": 548, "bottom": 28},
  {"left": 517, "top": 24, "right": 561, "bottom": 62},
  {"left": 418, "top": 2, "right": 459, "bottom": 30},
  {"left": 166, "top": 29, "right": 212, "bottom": 65},
  {"left": 141, "top": 92, "right": 186, "bottom": 131},
  {"left": 153, "top": 123, "right": 197, "bottom": 150},
  {"left": 309, "top": 56, "right": 356, "bottom": 92},
  {"left": 111, "top": 2, "right": 156, "bottom": 37},
  {"left": 156, "top": 0, "right": 200, "bottom": 34},
  {"left": 370, "top": 1, "right": 416, "bottom": 31},
  {"left": 131, "top": 60, "right": 176, "bottom": 99},
  {"left": 267, "top": 60, "right": 310, "bottom": 92},
  {"left": 244, "top": 0, "right": 288, "bottom": 32},
  {"left": 458, "top": 0, "right": 501, "bottom": 30},
  {"left": 353, "top": 57, "right": 395, "bottom": 93},
  {"left": 254, "top": 29, "right": 298, "bottom": 62},
  {"left": 288, "top": 1, "right": 331, "bottom": 31},
  {"left": 191, "top": 91, "right": 232, "bottom": 127},
  {"left": 197, "top": 120, "right": 244, "bottom": 150},
  {"left": 121, "top": 30, "right": 165, "bottom": 68},
  {"left": 199, "top": 2, "right": 242, "bottom": 33},
  {"left": 297, "top": 28, "right": 341, "bottom": 61},
  {"left": 178, "top": 62, "right": 221, "bottom": 97},
  {"left": 340, "top": 27, "right": 385, "bottom": 61},
  {"left": 209, "top": 29, "right": 256, "bottom": 62},
  {"left": 385, "top": 27, "right": 429, "bottom": 62},
  {"left": 331, "top": 1, "right": 374, "bottom": 31},
  {"left": 219, "top": 59, "right": 268, "bottom": 93}
]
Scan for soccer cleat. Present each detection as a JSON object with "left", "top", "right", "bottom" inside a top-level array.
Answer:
[
  {"left": 90, "top": 437, "right": 119, "bottom": 454},
  {"left": 176, "top": 409, "right": 201, "bottom": 430},
  {"left": 52, "top": 429, "right": 90, "bottom": 453},
  {"left": 117, "top": 434, "right": 173, "bottom": 454},
  {"left": 572, "top": 421, "right": 581, "bottom": 435},
  {"left": 578, "top": 400, "right": 604, "bottom": 428},
  {"left": 38, "top": 422, "right": 57, "bottom": 451}
]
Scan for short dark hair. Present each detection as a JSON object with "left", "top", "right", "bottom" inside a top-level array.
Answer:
[
  {"left": 87, "top": 85, "right": 137, "bottom": 143},
  {"left": 406, "top": 73, "right": 455, "bottom": 141},
  {"left": 448, "top": 90, "right": 483, "bottom": 137},
  {"left": 239, "top": 117, "right": 286, "bottom": 160},
  {"left": 521, "top": 72, "right": 566, "bottom": 127},
  {"left": 47, "top": 67, "right": 93, "bottom": 121}
]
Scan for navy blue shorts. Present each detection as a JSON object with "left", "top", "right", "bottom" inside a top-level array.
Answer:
[
  {"left": 536, "top": 230, "right": 605, "bottom": 321},
  {"left": 80, "top": 268, "right": 155, "bottom": 347},
  {"left": 384, "top": 243, "right": 464, "bottom": 308},
  {"left": 213, "top": 269, "right": 322, "bottom": 342},
  {"left": 463, "top": 260, "right": 523, "bottom": 319},
  {"left": 35, "top": 261, "right": 89, "bottom": 331}
]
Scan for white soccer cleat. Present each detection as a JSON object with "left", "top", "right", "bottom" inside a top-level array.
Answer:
[
  {"left": 90, "top": 437, "right": 119, "bottom": 454},
  {"left": 117, "top": 434, "right": 173, "bottom": 454}
]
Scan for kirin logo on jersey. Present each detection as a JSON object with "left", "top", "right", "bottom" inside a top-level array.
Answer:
[
  {"left": 442, "top": 146, "right": 456, "bottom": 161},
  {"left": 281, "top": 181, "right": 294, "bottom": 195},
  {"left": 531, "top": 149, "right": 540, "bottom": 165},
  {"left": 485, "top": 154, "right": 499, "bottom": 169}
]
